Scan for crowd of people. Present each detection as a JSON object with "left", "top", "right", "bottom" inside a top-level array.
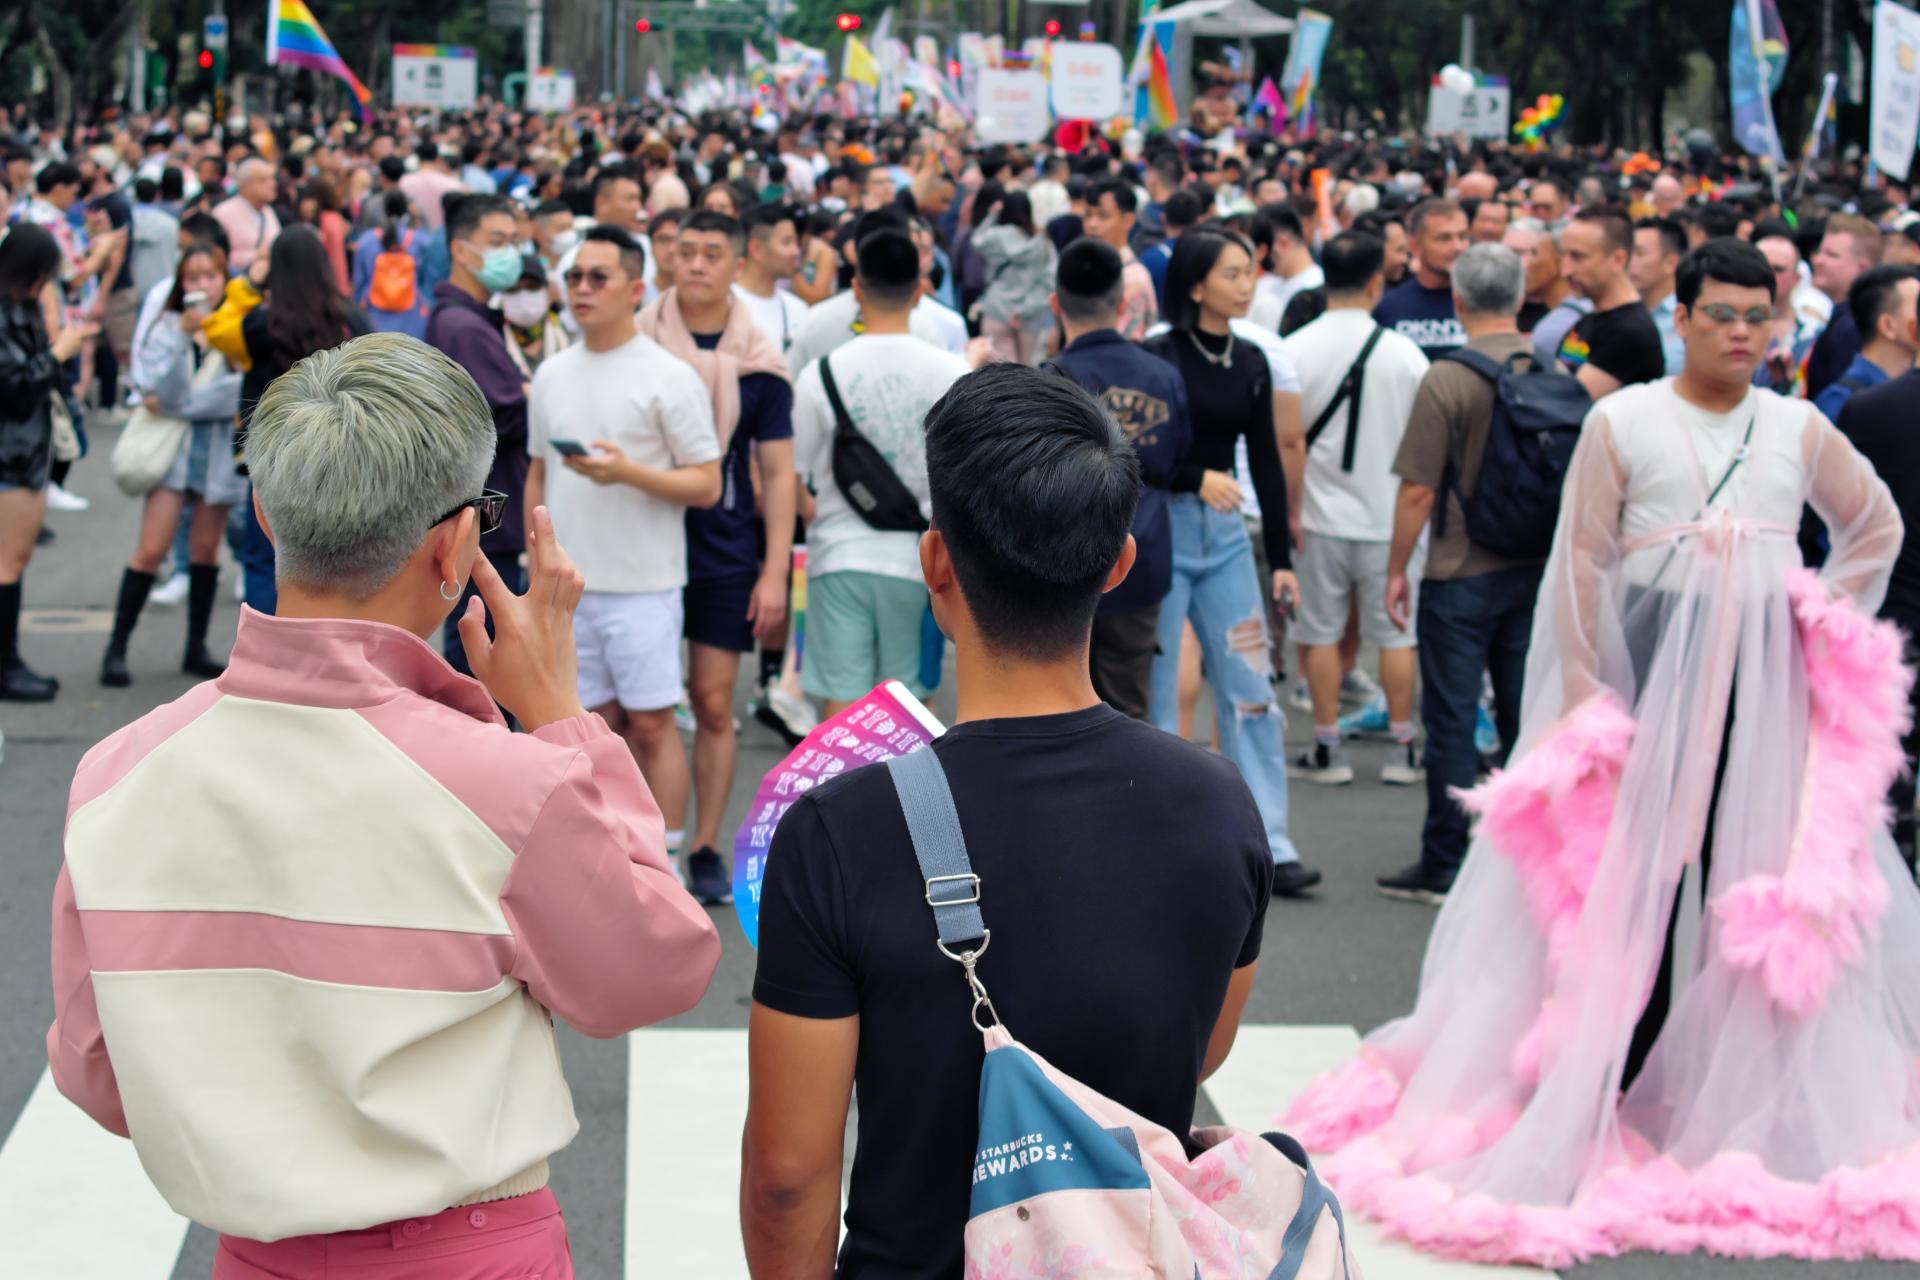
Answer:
[{"left": 11, "top": 88, "right": 1920, "bottom": 1275}]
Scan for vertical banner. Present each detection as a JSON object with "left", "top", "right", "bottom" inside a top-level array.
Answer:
[
  {"left": 1873, "top": 0, "right": 1920, "bottom": 182},
  {"left": 1729, "top": 0, "right": 1789, "bottom": 164},
  {"left": 1280, "top": 9, "right": 1333, "bottom": 137}
]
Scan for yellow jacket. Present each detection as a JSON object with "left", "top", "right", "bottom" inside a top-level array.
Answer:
[{"left": 203, "top": 276, "right": 262, "bottom": 372}]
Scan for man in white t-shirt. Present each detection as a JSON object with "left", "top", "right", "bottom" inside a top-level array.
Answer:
[
  {"left": 525, "top": 226, "right": 723, "bottom": 861},
  {"left": 733, "top": 203, "right": 810, "bottom": 355},
  {"left": 1283, "top": 230, "right": 1431, "bottom": 787},
  {"left": 791, "top": 228, "right": 970, "bottom": 714},
  {"left": 1252, "top": 204, "right": 1325, "bottom": 333}
]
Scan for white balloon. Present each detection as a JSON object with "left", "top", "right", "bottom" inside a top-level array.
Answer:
[{"left": 1442, "top": 65, "right": 1476, "bottom": 96}]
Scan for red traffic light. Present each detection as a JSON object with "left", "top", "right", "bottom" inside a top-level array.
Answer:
[
  {"left": 1044, "top": 19, "right": 1061, "bottom": 37},
  {"left": 835, "top": 12, "right": 861, "bottom": 32},
  {"left": 634, "top": 17, "right": 651, "bottom": 32},
  {"left": 197, "top": 49, "right": 214, "bottom": 69}
]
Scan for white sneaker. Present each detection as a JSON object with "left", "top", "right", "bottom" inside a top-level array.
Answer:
[
  {"left": 233, "top": 575, "right": 248, "bottom": 603},
  {"left": 1339, "top": 668, "right": 1382, "bottom": 704},
  {"left": 767, "top": 682, "right": 818, "bottom": 736},
  {"left": 44, "top": 483, "right": 90, "bottom": 512},
  {"left": 1287, "top": 679, "right": 1314, "bottom": 712},
  {"left": 149, "top": 571, "right": 190, "bottom": 608},
  {"left": 1381, "top": 740, "right": 1426, "bottom": 786},
  {"left": 1291, "top": 741, "right": 1355, "bottom": 785}
]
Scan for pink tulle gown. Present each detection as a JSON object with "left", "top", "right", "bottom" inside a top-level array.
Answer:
[{"left": 1284, "top": 378, "right": 1920, "bottom": 1266}]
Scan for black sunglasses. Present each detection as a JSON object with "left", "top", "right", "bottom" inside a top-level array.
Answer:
[{"left": 430, "top": 490, "right": 507, "bottom": 536}]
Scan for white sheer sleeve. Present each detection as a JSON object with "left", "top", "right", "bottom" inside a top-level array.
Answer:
[
  {"left": 1551, "top": 409, "right": 1628, "bottom": 709},
  {"left": 1803, "top": 407, "right": 1903, "bottom": 611}
]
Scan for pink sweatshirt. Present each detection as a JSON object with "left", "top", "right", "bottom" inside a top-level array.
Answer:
[{"left": 48, "top": 609, "right": 721, "bottom": 1242}]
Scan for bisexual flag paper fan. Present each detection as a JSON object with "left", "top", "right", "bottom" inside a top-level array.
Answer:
[{"left": 732, "top": 680, "right": 945, "bottom": 945}]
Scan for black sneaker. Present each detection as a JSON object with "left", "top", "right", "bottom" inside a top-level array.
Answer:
[
  {"left": 686, "top": 847, "right": 733, "bottom": 906},
  {"left": 1271, "top": 861, "right": 1323, "bottom": 897},
  {"left": 1290, "top": 741, "right": 1354, "bottom": 785},
  {"left": 1375, "top": 861, "right": 1453, "bottom": 904}
]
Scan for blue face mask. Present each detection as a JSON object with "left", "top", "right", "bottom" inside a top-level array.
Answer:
[{"left": 474, "top": 245, "right": 524, "bottom": 294}]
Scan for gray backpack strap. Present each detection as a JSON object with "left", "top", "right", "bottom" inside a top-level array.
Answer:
[
  {"left": 885, "top": 747, "right": 986, "bottom": 949},
  {"left": 1263, "top": 1132, "right": 1352, "bottom": 1280}
]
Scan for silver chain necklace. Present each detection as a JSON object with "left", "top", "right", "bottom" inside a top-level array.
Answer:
[{"left": 1188, "top": 327, "right": 1234, "bottom": 367}]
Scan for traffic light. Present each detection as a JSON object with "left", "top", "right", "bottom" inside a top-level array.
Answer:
[
  {"left": 1043, "top": 19, "right": 1061, "bottom": 37},
  {"left": 634, "top": 17, "right": 651, "bottom": 32},
  {"left": 198, "top": 49, "right": 214, "bottom": 70},
  {"left": 835, "top": 12, "right": 861, "bottom": 32}
]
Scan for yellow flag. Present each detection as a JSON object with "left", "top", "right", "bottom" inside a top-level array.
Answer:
[{"left": 843, "top": 35, "right": 879, "bottom": 88}]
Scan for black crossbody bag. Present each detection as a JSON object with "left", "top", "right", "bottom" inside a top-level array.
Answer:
[{"left": 820, "top": 353, "right": 929, "bottom": 533}]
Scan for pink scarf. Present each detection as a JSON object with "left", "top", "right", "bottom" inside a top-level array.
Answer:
[{"left": 635, "top": 288, "right": 790, "bottom": 452}]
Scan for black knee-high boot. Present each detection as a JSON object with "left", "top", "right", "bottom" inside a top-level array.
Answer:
[
  {"left": 100, "top": 568, "right": 156, "bottom": 687},
  {"left": 0, "top": 580, "right": 58, "bottom": 701},
  {"left": 183, "top": 564, "right": 225, "bottom": 678}
]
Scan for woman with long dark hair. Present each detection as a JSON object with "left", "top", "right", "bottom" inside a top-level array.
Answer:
[
  {"left": 970, "top": 190, "right": 1055, "bottom": 365},
  {"left": 205, "top": 223, "right": 369, "bottom": 614},
  {"left": 0, "top": 223, "right": 96, "bottom": 700},
  {"left": 102, "top": 242, "right": 244, "bottom": 686},
  {"left": 1143, "top": 226, "right": 1318, "bottom": 894}
]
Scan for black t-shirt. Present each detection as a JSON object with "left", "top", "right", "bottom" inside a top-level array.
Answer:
[
  {"left": 1045, "top": 212, "right": 1083, "bottom": 253},
  {"left": 1806, "top": 305, "right": 1861, "bottom": 401},
  {"left": 1516, "top": 298, "right": 1550, "bottom": 335},
  {"left": 1837, "top": 369, "right": 1920, "bottom": 621},
  {"left": 684, "top": 330, "right": 794, "bottom": 584},
  {"left": 1556, "top": 301, "right": 1665, "bottom": 387},
  {"left": 752, "top": 704, "right": 1272, "bottom": 1280}
]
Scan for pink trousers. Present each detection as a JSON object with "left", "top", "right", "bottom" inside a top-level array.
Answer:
[{"left": 212, "top": 1188, "right": 573, "bottom": 1279}]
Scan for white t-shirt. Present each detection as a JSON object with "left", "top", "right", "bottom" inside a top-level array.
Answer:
[
  {"left": 1284, "top": 309, "right": 1431, "bottom": 541},
  {"left": 791, "top": 333, "right": 971, "bottom": 582},
  {"left": 785, "top": 289, "right": 961, "bottom": 376},
  {"left": 733, "top": 283, "right": 811, "bottom": 355},
  {"left": 527, "top": 333, "right": 721, "bottom": 594},
  {"left": 1254, "top": 264, "right": 1324, "bottom": 332}
]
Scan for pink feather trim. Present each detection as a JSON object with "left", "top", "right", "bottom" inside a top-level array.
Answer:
[
  {"left": 1277, "top": 1053, "right": 1402, "bottom": 1151},
  {"left": 1712, "top": 569, "right": 1913, "bottom": 1015},
  {"left": 1317, "top": 1132, "right": 1920, "bottom": 1267}
]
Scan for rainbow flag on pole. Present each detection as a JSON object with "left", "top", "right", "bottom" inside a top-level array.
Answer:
[
  {"left": 1146, "top": 38, "right": 1178, "bottom": 129},
  {"left": 268, "top": 0, "right": 374, "bottom": 121}
]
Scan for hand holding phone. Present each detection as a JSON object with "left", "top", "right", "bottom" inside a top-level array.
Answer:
[{"left": 549, "top": 438, "right": 589, "bottom": 458}]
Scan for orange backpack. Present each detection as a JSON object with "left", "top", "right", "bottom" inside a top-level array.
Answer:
[{"left": 369, "top": 229, "right": 419, "bottom": 313}]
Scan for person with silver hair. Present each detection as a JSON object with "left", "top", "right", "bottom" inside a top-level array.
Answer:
[
  {"left": 48, "top": 332, "right": 720, "bottom": 1278},
  {"left": 1380, "top": 242, "right": 1546, "bottom": 902},
  {"left": 1505, "top": 214, "right": 1590, "bottom": 350},
  {"left": 211, "top": 155, "right": 281, "bottom": 274}
]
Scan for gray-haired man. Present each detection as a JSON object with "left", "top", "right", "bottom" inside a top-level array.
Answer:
[{"left": 1380, "top": 243, "right": 1547, "bottom": 902}]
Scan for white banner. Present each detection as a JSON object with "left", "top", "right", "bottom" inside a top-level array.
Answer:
[
  {"left": 526, "top": 69, "right": 576, "bottom": 112},
  {"left": 1425, "top": 83, "right": 1511, "bottom": 139},
  {"left": 1873, "top": 1, "right": 1920, "bottom": 181},
  {"left": 975, "top": 69, "right": 1051, "bottom": 143},
  {"left": 1049, "top": 43, "right": 1123, "bottom": 120},
  {"left": 390, "top": 46, "right": 478, "bottom": 110}
]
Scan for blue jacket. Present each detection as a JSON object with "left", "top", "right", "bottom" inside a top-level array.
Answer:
[{"left": 1051, "top": 329, "right": 1192, "bottom": 613}]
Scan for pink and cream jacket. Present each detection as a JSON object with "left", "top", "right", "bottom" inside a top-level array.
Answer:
[{"left": 47, "top": 609, "right": 722, "bottom": 1242}]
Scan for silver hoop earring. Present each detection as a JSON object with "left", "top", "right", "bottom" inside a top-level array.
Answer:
[{"left": 439, "top": 580, "right": 461, "bottom": 602}]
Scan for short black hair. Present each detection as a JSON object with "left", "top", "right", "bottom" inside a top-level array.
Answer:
[
  {"left": 160, "top": 166, "right": 185, "bottom": 201},
  {"left": 36, "top": 161, "right": 80, "bottom": 194},
  {"left": 1087, "top": 178, "right": 1137, "bottom": 215},
  {"left": 925, "top": 363, "right": 1141, "bottom": 660},
  {"left": 855, "top": 228, "right": 921, "bottom": 308},
  {"left": 1161, "top": 227, "right": 1254, "bottom": 333},
  {"left": 1695, "top": 202, "right": 1743, "bottom": 241},
  {"left": 649, "top": 205, "right": 689, "bottom": 233},
  {"left": 1321, "top": 230, "right": 1386, "bottom": 294},
  {"left": 1848, "top": 264, "right": 1920, "bottom": 341},
  {"left": 1573, "top": 204, "right": 1634, "bottom": 256},
  {"left": 592, "top": 163, "right": 641, "bottom": 203},
  {"left": 378, "top": 155, "right": 408, "bottom": 184},
  {"left": 447, "top": 192, "right": 516, "bottom": 242},
  {"left": 0, "top": 221, "right": 63, "bottom": 303},
  {"left": 1251, "top": 202, "right": 1304, "bottom": 252},
  {"left": 581, "top": 223, "right": 647, "bottom": 281},
  {"left": 1055, "top": 237, "right": 1125, "bottom": 322},
  {"left": 180, "top": 211, "right": 229, "bottom": 256},
  {"left": 1162, "top": 187, "right": 1207, "bottom": 233},
  {"left": 1676, "top": 236, "right": 1776, "bottom": 310},
  {"left": 134, "top": 177, "right": 159, "bottom": 204},
  {"left": 1636, "top": 216, "right": 1687, "bottom": 260},
  {"left": 743, "top": 202, "right": 798, "bottom": 242},
  {"left": 680, "top": 208, "right": 745, "bottom": 255}
]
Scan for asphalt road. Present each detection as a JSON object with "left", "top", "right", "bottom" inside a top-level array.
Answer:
[{"left": 0, "top": 445, "right": 1904, "bottom": 1280}]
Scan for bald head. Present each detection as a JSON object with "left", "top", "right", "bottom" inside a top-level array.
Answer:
[
  {"left": 1650, "top": 173, "right": 1683, "bottom": 216},
  {"left": 1457, "top": 171, "right": 1498, "bottom": 202},
  {"left": 236, "top": 156, "right": 276, "bottom": 209}
]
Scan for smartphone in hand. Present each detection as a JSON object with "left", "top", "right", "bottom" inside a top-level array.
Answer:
[{"left": 549, "top": 438, "right": 589, "bottom": 458}]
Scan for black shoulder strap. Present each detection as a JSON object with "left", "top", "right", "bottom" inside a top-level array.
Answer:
[
  {"left": 1439, "top": 346, "right": 1503, "bottom": 381},
  {"left": 818, "top": 353, "right": 859, "bottom": 439},
  {"left": 1305, "top": 325, "right": 1388, "bottom": 474}
]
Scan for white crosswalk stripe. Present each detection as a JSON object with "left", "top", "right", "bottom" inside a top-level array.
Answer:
[{"left": 1, "top": 1025, "right": 1554, "bottom": 1278}]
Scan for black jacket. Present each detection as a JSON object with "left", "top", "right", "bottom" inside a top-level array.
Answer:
[{"left": 0, "top": 299, "right": 61, "bottom": 489}]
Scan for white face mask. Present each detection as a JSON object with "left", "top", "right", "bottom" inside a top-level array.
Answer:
[
  {"left": 502, "top": 289, "right": 551, "bottom": 328},
  {"left": 548, "top": 228, "right": 580, "bottom": 260}
]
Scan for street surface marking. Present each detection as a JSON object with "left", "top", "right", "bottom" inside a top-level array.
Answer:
[{"left": 627, "top": 1027, "right": 753, "bottom": 1277}]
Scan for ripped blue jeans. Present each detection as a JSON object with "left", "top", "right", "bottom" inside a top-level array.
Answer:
[{"left": 1149, "top": 494, "right": 1300, "bottom": 864}]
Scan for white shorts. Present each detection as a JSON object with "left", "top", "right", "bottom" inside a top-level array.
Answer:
[
  {"left": 573, "top": 589, "right": 684, "bottom": 712},
  {"left": 1294, "top": 534, "right": 1419, "bottom": 650}
]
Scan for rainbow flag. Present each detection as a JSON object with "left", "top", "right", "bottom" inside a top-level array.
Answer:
[
  {"left": 268, "top": 0, "right": 373, "bottom": 121},
  {"left": 1253, "top": 75, "right": 1286, "bottom": 126},
  {"left": 1146, "top": 38, "right": 1177, "bottom": 129}
]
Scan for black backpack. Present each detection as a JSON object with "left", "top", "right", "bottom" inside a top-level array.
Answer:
[
  {"left": 1436, "top": 347, "right": 1591, "bottom": 561},
  {"left": 819, "top": 353, "right": 929, "bottom": 534}
]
